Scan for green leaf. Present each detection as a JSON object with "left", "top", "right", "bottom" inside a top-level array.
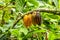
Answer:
[
  {"left": 27, "top": 0, "right": 39, "bottom": 7},
  {"left": 53, "top": 0, "right": 58, "bottom": 7},
  {"left": 10, "top": 29, "right": 19, "bottom": 37},
  {"left": 15, "top": 0, "right": 25, "bottom": 12},
  {"left": 59, "top": 0, "right": 60, "bottom": 8},
  {"left": 19, "top": 27, "right": 28, "bottom": 35},
  {"left": 48, "top": 31, "right": 55, "bottom": 40}
]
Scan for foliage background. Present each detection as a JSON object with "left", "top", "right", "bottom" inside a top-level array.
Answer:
[{"left": 0, "top": 0, "right": 60, "bottom": 40}]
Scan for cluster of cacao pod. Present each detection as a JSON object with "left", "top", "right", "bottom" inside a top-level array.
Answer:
[{"left": 23, "top": 11, "right": 41, "bottom": 28}]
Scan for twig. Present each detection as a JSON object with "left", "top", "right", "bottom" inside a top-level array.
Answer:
[
  {"left": 45, "top": 32, "right": 48, "bottom": 40},
  {"left": 1, "top": 11, "right": 5, "bottom": 26},
  {"left": 36, "top": 8, "right": 60, "bottom": 15},
  {"left": 0, "top": 3, "right": 13, "bottom": 10}
]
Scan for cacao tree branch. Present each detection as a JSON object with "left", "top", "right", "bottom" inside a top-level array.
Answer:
[{"left": 12, "top": 8, "right": 60, "bottom": 28}]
